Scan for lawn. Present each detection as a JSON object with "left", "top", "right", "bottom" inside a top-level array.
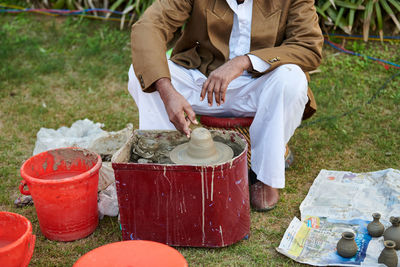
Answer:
[{"left": 0, "top": 12, "right": 399, "bottom": 267}]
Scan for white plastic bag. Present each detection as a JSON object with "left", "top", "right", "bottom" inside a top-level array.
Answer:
[
  {"left": 98, "top": 183, "right": 119, "bottom": 219},
  {"left": 33, "top": 119, "right": 106, "bottom": 155}
]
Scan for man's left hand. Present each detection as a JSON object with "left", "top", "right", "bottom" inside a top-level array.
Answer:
[{"left": 201, "top": 55, "right": 251, "bottom": 106}]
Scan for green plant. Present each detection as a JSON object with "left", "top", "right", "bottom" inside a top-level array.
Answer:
[
  {"left": 25, "top": 0, "right": 156, "bottom": 29},
  {"left": 7, "top": 0, "right": 400, "bottom": 37},
  {"left": 317, "top": 0, "right": 400, "bottom": 41}
]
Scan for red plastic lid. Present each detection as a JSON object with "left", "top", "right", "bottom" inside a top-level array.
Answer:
[
  {"left": 200, "top": 115, "right": 253, "bottom": 129},
  {"left": 73, "top": 240, "right": 188, "bottom": 267}
]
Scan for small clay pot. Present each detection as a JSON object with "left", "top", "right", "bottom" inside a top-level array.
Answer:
[
  {"left": 336, "top": 231, "right": 358, "bottom": 258},
  {"left": 378, "top": 240, "right": 398, "bottom": 267},
  {"left": 384, "top": 216, "right": 400, "bottom": 250},
  {"left": 367, "top": 213, "right": 385, "bottom": 237}
]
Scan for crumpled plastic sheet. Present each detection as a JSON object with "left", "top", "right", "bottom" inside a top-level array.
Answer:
[
  {"left": 98, "top": 182, "right": 119, "bottom": 220},
  {"left": 33, "top": 119, "right": 106, "bottom": 155}
]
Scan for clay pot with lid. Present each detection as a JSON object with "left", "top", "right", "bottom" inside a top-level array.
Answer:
[
  {"left": 336, "top": 231, "right": 358, "bottom": 258},
  {"left": 384, "top": 216, "right": 400, "bottom": 250},
  {"left": 378, "top": 240, "right": 398, "bottom": 267},
  {"left": 367, "top": 213, "right": 385, "bottom": 237}
]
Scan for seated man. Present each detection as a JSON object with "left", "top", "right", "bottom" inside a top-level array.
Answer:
[{"left": 128, "top": 0, "right": 323, "bottom": 211}]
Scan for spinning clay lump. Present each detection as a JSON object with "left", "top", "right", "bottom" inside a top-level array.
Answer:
[{"left": 170, "top": 127, "right": 233, "bottom": 165}]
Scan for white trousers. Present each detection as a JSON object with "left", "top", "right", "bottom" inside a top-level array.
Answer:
[{"left": 128, "top": 61, "right": 308, "bottom": 188}]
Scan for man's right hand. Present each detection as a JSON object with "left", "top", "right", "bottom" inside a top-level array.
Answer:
[{"left": 155, "top": 78, "right": 197, "bottom": 138}]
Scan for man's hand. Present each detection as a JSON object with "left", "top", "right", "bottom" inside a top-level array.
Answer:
[
  {"left": 156, "top": 78, "right": 198, "bottom": 137},
  {"left": 201, "top": 55, "right": 251, "bottom": 106}
]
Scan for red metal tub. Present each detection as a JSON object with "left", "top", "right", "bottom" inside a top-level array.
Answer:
[{"left": 112, "top": 130, "right": 250, "bottom": 247}]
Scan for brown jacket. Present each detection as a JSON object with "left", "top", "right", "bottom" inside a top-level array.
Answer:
[{"left": 131, "top": 0, "right": 324, "bottom": 119}]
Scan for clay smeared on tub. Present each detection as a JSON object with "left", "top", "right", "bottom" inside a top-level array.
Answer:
[{"left": 48, "top": 148, "right": 98, "bottom": 171}]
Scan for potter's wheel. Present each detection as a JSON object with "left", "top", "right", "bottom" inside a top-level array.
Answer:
[{"left": 170, "top": 127, "right": 233, "bottom": 165}]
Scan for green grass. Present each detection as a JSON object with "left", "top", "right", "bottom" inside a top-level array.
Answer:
[{"left": 0, "top": 13, "right": 399, "bottom": 266}]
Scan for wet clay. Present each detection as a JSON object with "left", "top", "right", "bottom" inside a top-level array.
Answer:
[
  {"left": 47, "top": 148, "right": 98, "bottom": 171},
  {"left": 170, "top": 128, "right": 233, "bottom": 165},
  {"left": 129, "top": 129, "right": 246, "bottom": 164}
]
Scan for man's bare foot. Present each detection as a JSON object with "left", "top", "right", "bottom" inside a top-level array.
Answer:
[{"left": 250, "top": 182, "right": 279, "bottom": 211}]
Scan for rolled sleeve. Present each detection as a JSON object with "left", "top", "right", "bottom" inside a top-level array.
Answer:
[{"left": 247, "top": 54, "right": 270, "bottom": 72}]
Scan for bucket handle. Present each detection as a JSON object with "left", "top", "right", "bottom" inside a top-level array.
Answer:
[
  {"left": 22, "top": 234, "right": 36, "bottom": 267},
  {"left": 19, "top": 180, "right": 31, "bottom": 195}
]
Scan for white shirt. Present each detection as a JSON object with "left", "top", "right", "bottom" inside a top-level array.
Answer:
[
  {"left": 188, "top": 0, "right": 269, "bottom": 89},
  {"left": 226, "top": 0, "right": 269, "bottom": 72}
]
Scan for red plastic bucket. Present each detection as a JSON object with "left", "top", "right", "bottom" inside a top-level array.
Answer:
[
  {"left": 20, "top": 147, "right": 102, "bottom": 241},
  {"left": 73, "top": 240, "right": 188, "bottom": 267},
  {"left": 0, "top": 212, "right": 36, "bottom": 267}
]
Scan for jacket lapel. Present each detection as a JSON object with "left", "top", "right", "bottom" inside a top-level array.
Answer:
[
  {"left": 252, "top": 0, "right": 278, "bottom": 20},
  {"left": 251, "top": 0, "right": 281, "bottom": 50},
  {"left": 206, "top": 0, "right": 233, "bottom": 60}
]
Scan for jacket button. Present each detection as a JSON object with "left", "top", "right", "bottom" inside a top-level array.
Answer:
[
  {"left": 195, "top": 41, "right": 200, "bottom": 47},
  {"left": 268, "top": 57, "right": 280, "bottom": 63},
  {"left": 138, "top": 75, "right": 145, "bottom": 87}
]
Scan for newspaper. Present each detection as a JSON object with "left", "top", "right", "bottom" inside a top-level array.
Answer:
[{"left": 277, "top": 169, "right": 400, "bottom": 266}]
